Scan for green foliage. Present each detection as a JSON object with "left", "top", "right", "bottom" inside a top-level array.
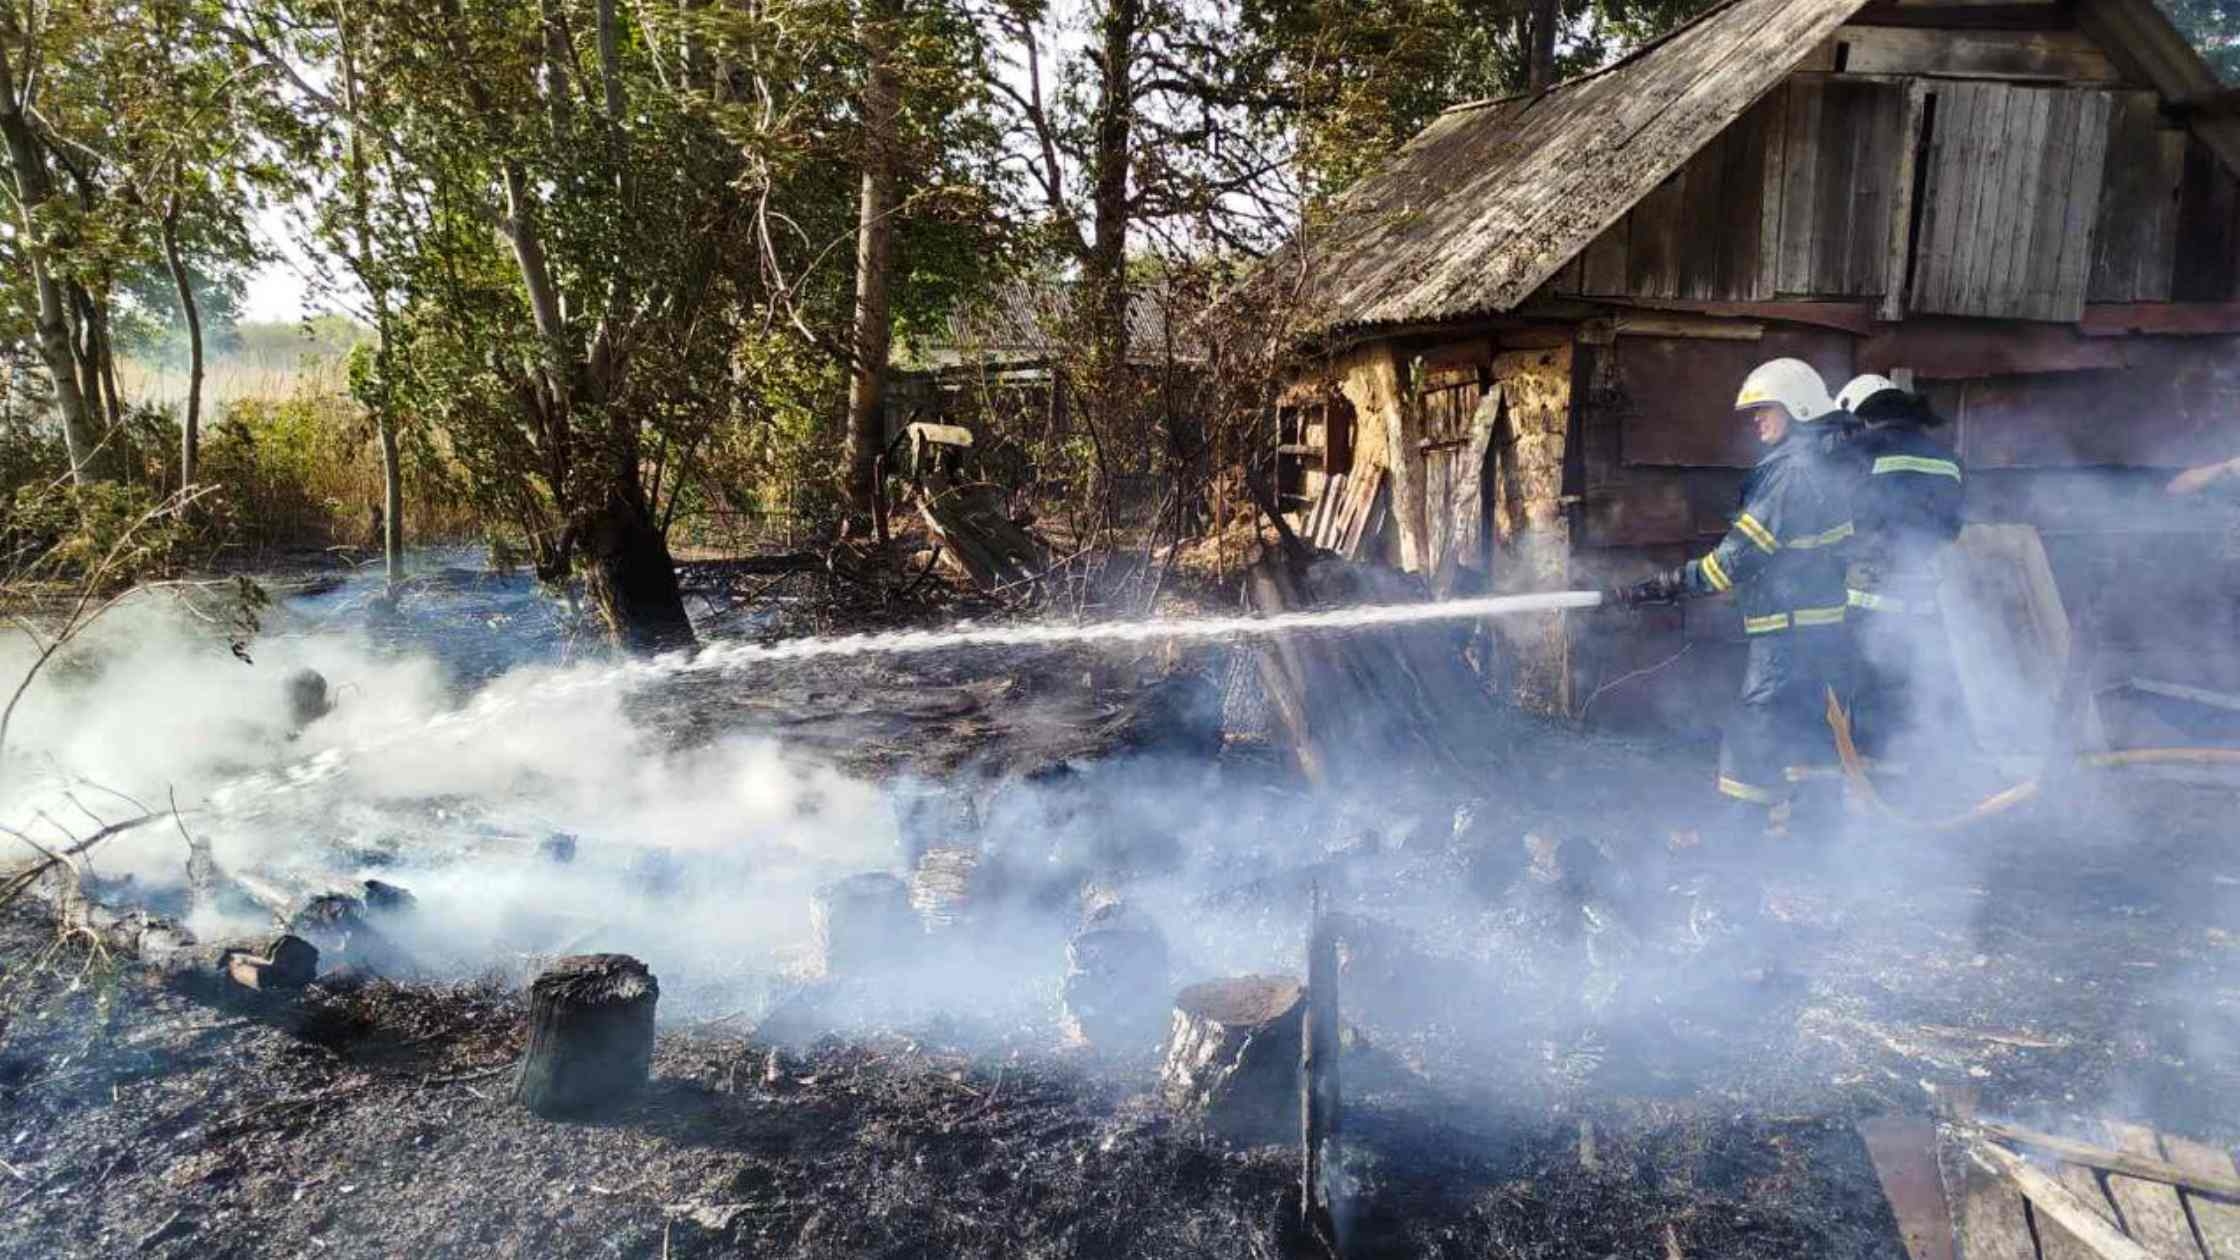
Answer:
[
  {"left": 3, "top": 481, "right": 186, "bottom": 587},
  {"left": 2158, "top": 0, "right": 2240, "bottom": 83}
]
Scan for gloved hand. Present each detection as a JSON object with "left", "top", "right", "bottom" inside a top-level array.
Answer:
[{"left": 1609, "top": 569, "right": 1684, "bottom": 606}]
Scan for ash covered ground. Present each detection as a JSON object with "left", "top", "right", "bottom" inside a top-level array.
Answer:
[{"left": 2, "top": 554, "right": 2237, "bottom": 1258}]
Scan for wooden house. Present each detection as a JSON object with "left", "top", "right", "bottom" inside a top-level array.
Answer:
[{"left": 1264, "top": 0, "right": 2240, "bottom": 729}]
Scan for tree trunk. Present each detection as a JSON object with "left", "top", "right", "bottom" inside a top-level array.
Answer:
[
  {"left": 514, "top": 953, "right": 659, "bottom": 1118},
  {"left": 579, "top": 487, "right": 696, "bottom": 654},
  {"left": 159, "top": 202, "right": 204, "bottom": 493},
  {"left": 0, "top": 68, "right": 110, "bottom": 484},
  {"left": 378, "top": 417, "right": 404, "bottom": 578},
  {"left": 1527, "top": 0, "right": 1560, "bottom": 93},
  {"left": 842, "top": 0, "right": 902, "bottom": 535},
  {"left": 1081, "top": 0, "right": 1138, "bottom": 517}
]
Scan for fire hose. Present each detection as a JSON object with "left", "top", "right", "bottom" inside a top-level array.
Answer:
[{"left": 1822, "top": 687, "right": 2240, "bottom": 831}]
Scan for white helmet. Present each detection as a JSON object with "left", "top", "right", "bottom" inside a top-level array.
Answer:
[
  {"left": 1734, "top": 358, "right": 1836, "bottom": 424},
  {"left": 1835, "top": 373, "right": 1897, "bottom": 415}
]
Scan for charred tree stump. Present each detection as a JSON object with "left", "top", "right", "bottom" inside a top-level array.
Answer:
[
  {"left": 1161, "top": 975, "right": 1305, "bottom": 1142},
  {"left": 1060, "top": 924, "right": 1169, "bottom": 1053},
  {"left": 809, "top": 873, "right": 915, "bottom": 977},
  {"left": 515, "top": 954, "right": 659, "bottom": 1118}
]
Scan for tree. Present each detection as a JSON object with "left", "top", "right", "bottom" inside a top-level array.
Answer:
[
  {"left": 0, "top": 3, "right": 120, "bottom": 484},
  {"left": 844, "top": 0, "right": 904, "bottom": 536}
]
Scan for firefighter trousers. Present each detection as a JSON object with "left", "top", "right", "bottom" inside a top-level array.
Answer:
[{"left": 1716, "top": 628, "right": 1851, "bottom": 810}]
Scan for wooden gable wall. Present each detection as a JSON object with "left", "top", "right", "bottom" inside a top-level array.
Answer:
[{"left": 1548, "top": 17, "right": 2240, "bottom": 321}]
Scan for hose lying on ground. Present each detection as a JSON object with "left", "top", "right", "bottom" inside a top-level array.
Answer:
[{"left": 1822, "top": 687, "right": 2240, "bottom": 832}]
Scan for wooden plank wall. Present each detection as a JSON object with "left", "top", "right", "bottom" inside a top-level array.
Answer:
[
  {"left": 1559, "top": 79, "right": 1907, "bottom": 305},
  {"left": 1908, "top": 82, "right": 2114, "bottom": 322},
  {"left": 2090, "top": 91, "right": 2189, "bottom": 303}
]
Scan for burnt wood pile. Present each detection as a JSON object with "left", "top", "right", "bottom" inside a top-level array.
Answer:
[{"left": 1244, "top": 550, "right": 1501, "bottom": 787}]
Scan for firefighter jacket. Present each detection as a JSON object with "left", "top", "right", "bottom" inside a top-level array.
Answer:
[
  {"left": 1845, "top": 425, "right": 1963, "bottom": 615},
  {"left": 1681, "top": 432, "right": 1853, "bottom": 636}
]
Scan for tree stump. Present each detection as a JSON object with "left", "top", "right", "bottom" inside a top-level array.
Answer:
[
  {"left": 284, "top": 668, "right": 334, "bottom": 730},
  {"left": 809, "top": 873, "right": 915, "bottom": 977},
  {"left": 1160, "top": 975, "right": 1305, "bottom": 1142},
  {"left": 909, "top": 848, "right": 989, "bottom": 932},
  {"left": 1060, "top": 924, "right": 1169, "bottom": 1053},
  {"left": 515, "top": 954, "right": 659, "bottom": 1118}
]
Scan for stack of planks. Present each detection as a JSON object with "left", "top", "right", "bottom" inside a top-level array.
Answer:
[
  {"left": 1243, "top": 551, "right": 1498, "bottom": 787},
  {"left": 1298, "top": 467, "right": 1389, "bottom": 559}
]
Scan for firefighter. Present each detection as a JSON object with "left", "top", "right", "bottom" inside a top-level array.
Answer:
[
  {"left": 1831, "top": 374, "right": 1965, "bottom": 770},
  {"left": 1612, "top": 358, "right": 1854, "bottom": 838}
]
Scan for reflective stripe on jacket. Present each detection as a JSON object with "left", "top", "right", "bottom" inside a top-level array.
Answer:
[
  {"left": 1847, "top": 426, "right": 1964, "bottom": 610},
  {"left": 1684, "top": 432, "right": 1853, "bottom": 633}
]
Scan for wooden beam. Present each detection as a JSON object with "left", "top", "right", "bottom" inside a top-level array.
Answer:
[
  {"left": 1835, "top": 26, "right": 2120, "bottom": 81},
  {"left": 1967, "top": 1140, "right": 2158, "bottom": 1260},
  {"left": 1611, "top": 313, "right": 1764, "bottom": 341},
  {"left": 1977, "top": 1119, "right": 2240, "bottom": 1200},
  {"left": 1594, "top": 296, "right": 1880, "bottom": 336},
  {"left": 2079, "top": 300, "right": 2240, "bottom": 335},
  {"left": 2078, "top": 0, "right": 2240, "bottom": 177}
]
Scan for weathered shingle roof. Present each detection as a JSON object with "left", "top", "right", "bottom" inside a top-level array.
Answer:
[{"left": 1281, "top": 0, "right": 1871, "bottom": 333}]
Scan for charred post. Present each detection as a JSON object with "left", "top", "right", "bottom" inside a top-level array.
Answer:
[
  {"left": 1301, "top": 891, "right": 1342, "bottom": 1236},
  {"left": 1161, "top": 975, "right": 1305, "bottom": 1142},
  {"left": 515, "top": 953, "right": 660, "bottom": 1118}
]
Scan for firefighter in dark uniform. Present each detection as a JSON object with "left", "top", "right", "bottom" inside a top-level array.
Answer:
[
  {"left": 1831, "top": 374, "right": 1965, "bottom": 770},
  {"left": 1614, "top": 358, "right": 1855, "bottom": 837}
]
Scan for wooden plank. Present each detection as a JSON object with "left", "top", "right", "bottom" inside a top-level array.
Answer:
[
  {"left": 1969, "top": 1140, "right": 2159, "bottom": 1260},
  {"left": 1679, "top": 132, "right": 1732, "bottom": 301},
  {"left": 1835, "top": 26, "right": 2121, "bottom": 82},
  {"left": 2081, "top": 301, "right": 2240, "bottom": 336},
  {"left": 1912, "top": 79, "right": 1975, "bottom": 311},
  {"left": 1719, "top": 96, "right": 1771, "bottom": 301},
  {"left": 1883, "top": 78, "right": 1929, "bottom": 321},
  {"left": 2007, "top": 89, "right": 2053, "bottom": 314},
  {"left": 1812, "top": 80, "right": 1862, "bottom": 296},
  {"left": 1581, "top": 219, "right": 1630, "bottom": 296},
  {"left": 1955, "top": 1136, "right": 2045, "bottom": 1260},
  {"left": 2162, "top": 1134, "right": 2240, "bottom": 1260},
  {"left": 2093, "top": 93, "right": 2158, "bottom": 303},
  {"left": 1760, "top": 79, "right": 1792, "bottom": 299},
  {"left": 2102, "top": 1121, "right": 2208, "bottom": 1260},
  {"left": 1857, "top": 1116, "right": 1956, "bottom": 1260},
  {"left": 2137, "top": 127, "right": 2188, "bottom": 303},
  {"left": 1779, "top": 78, "right": 1827, "bottom": 295},
  {"left": 1959, "top": 81, "right": 2014, "bottom": 316},
  {"left": 2053, "top": 90, "right": 2115, "bottom": 320},
  {"left": 2025, "top": 89, "right": 2083, "bottom": 318},
  {"left": 1937, "top": 523, "right": 2079, "bottom": 756},
  {"left": 1627, "top": 170, "right": 1687, "bottom": 301},
  {"left": 2037, "top": 1161, "right": 2127, "bottom": 1260}
]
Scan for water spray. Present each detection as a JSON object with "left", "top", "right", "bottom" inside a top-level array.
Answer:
[{"left": 210, "top": 589, "right": 1606, "bottom": 806}]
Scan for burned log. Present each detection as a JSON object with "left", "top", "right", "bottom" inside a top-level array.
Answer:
[
  {"left": 1059, "top": 923, "right": 1169, "bottom": 1053},
  {"left": 1161, "top": 975, "right": 1304, "bottom": 1142},
  {"left": 514, "top": 953, "right": 659, "bottom": 1118},
  {"left": 809, "top": 873, "right": 916, "bottom": 977}
]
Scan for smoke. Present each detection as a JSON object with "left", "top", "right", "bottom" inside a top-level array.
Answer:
[{"left": 6, "top": 528, "right": 2234, "bottom": 1136}]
